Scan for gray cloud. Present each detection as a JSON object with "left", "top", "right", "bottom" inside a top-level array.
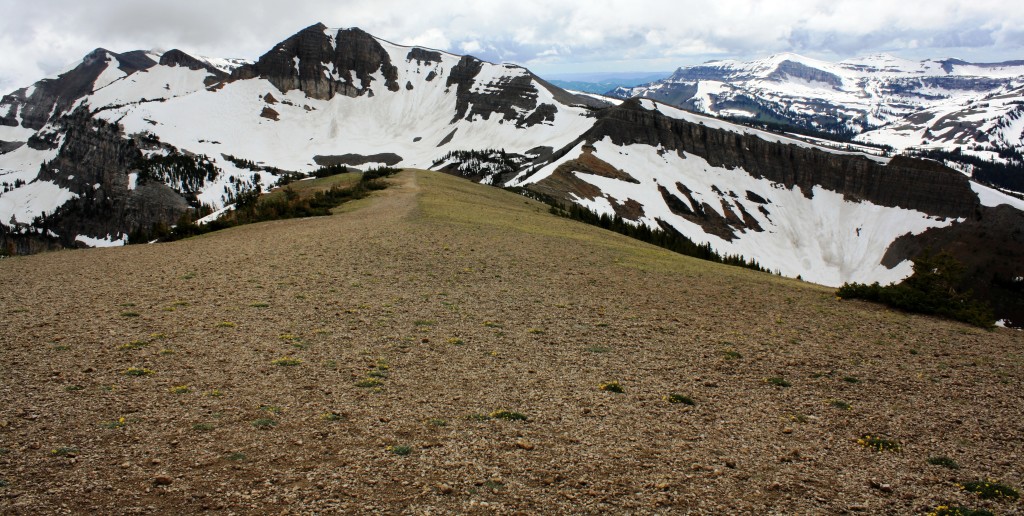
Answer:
[{"left": 1, "top": 0, "right": 1021, "bottom": 92}]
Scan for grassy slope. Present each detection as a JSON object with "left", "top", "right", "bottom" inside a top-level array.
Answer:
[
  {"left": 260, "top": 171, "right": 362, "bottom": 203},
  {"left": 0, "top": 170, "right": 1021, "bottom": 514}
]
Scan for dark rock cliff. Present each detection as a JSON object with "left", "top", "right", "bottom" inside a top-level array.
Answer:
[
  {"left": 769, "top": 60, "right": 843, "bottom": 88},
  {"left": 159, "top": 49, "right": 228, "bottom": 84},
  {"left": 444, "top": 56, "right": 588, "bottom": 127},
  {"left": 24, "top": 109, "right": 189, "bottom": 247},
  {"left": 0, "top": 48, "right": 157, "bottom": 130},
  {"left": 232, "top": 23, "right": 399, "bottom": 100},
  {"left": 575, "top": 100, "right": 979, "bottom": 218},
  {"left": 446, "top": 56, "right": 539, "bottom": 125}
]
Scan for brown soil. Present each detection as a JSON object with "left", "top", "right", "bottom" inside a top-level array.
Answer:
[{"left": 1, "top": 170, "right": 1022, "bottom": 514}]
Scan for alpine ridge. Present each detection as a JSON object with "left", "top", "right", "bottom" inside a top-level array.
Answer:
[
  {"left": 0, "top": 23, "right": 1022, "bottom": 324},
  {"left": 611, "top": 53, "right": 1024, "bottom": 192}
]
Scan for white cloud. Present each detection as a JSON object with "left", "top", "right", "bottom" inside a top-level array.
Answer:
[
  {"left": 459, "top": 40, "right": 483, "bottom": 54},
  {"left": 407, "top": 28, "right": 450, "bottom": 51},
  {"left": 0, "top": 0, "right": 1021, "bottom": 91}
]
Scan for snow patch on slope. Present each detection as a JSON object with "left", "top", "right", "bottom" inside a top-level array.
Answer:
[
  {"left": 971, "top": 182, "right": 1024, "bottom": 211},
  {"left": 93, "top": 53, "right": 127, "bottom": 90},
  {"left": 0, "top": 180, "right": 78, "bottom": 225},
  {"left": 522, "top": 137, "right": 954, "bottom": 286},
  {"left": 75, "top": 233, "right": 126, "bottom": 248}
]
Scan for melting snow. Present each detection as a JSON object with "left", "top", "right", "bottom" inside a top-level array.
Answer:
[
  {"left": 971, "top": 181, "right": 1024, "bottom": 211},
  {"left": 0, "top": 180, "right": 78, "bottom": 225},
  {"left": 75, "top": 234, "right": 126, "bottom": 247},
  {"left": 522, "top": 137, "right": 954, "bottom": 286}
]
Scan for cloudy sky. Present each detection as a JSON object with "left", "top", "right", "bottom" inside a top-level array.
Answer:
[{"left": 1, "top": 0, "right": 1021, "bottom": 91}]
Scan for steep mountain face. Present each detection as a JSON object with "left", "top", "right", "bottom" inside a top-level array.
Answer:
[
  {"left": 611, "top": 53, "right": 1024, "bottom": 190},
  {"left": 508, "top": 99, "right": 1024, "bottom": 324},
  {"left": 232, "top": 24, "right": 400, "bottom": 100},
  {"left": 1, "top": 48, "right": 157, "bottom": 131},
  {"left": 0, "top": 22, "right": 604, "bottom": 252},
  {"left": 509, "top": 100, "right": 1022, "bottom": 282},
  {"left": 0, "top": 24, "right": 1021, "bottom": 323}
]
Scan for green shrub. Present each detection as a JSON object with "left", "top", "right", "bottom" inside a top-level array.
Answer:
[
  {"left": 51, "top": 447, "right": 78, "bottom": 457},
  {"left": 599, "top": 381, "right": 624, "bottom": 393},
  {"left": 664, "top": 394, "right": 695, "bottom": 405},
  {"left": 927, "top": 456, "right": 960, "bottom": 469},
  {"left": 722, "top": 349, "right": 743, "bottom": 360},
  {"left": 355, "top": 378, "right": 383, "bottom": 388},
  {"left": 857, "top": 434, "right": 900, "bottom": 452},
  {"left": 252, "top": 418, "right": 277, "bottom": 429},
  {"left": 962, "top": 480, "right": 1019, "bottom": 500},
  {"left": 489, "top": 410, "right": 528, "bottom": 421},
  {"left": 829, "top": 400, "right": 852, "bottom": 410}
]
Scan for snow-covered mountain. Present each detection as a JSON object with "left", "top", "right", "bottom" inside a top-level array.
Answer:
[
  {"left": 0, "top": 23, "right": 605, "bottom": 250},
  {"left": 611, "top": 53, "right": 1024, "bottom": 190},
  {"left": 1, "top": 24, "right": 1022, "bottom": 323}
]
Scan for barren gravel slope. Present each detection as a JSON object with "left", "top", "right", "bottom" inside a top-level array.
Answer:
[{"left": 1, "top": 170, "right": 1022, "bottom": 514}]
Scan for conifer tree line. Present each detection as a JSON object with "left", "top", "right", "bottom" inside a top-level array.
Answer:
[{"left": 505, "top": 186, "right": 772, "bottom": 274}]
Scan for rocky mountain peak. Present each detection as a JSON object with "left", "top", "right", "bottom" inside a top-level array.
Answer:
[
  {"left": 159, "top": 49, "right": 223, "bottom": 75},
  {"left": 231, "top": 23, "right": 398, "bottom": 100}
]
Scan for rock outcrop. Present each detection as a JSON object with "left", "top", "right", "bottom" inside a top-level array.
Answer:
[
  {"left": 0, "top": 48, "right": 157, "bottom": 130},
  {"left": 159, "top": 49, "right": 228, "bottom": 85},
  {"left": 232, "top": 23, "right": 399, "bottom": 100},
  {"left": 28, "top": 109, "right": 190, "bottom": 245},
  {"left": 572, "top": 100, "right": 979, "bottom": 218}
]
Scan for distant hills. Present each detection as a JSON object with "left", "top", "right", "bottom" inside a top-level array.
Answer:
[{"left": 547, "top": 72, "right": 669, "bottom": 94}]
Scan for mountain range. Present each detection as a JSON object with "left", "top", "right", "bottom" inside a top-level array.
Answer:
[
  {"left": 610, "top": 53, "right": 1024, "bottom": 191},
  {"left": 1, "top": 22, "right": 1022, "bottom": 324},
  {"left": 547, "top": 72, "right": 670, "bottom": 95}
]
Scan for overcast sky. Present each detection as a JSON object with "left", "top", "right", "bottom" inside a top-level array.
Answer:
[{"left": 2, "top": 0, "right": 1021, "bottom": 92}]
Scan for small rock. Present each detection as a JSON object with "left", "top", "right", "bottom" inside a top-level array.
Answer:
[
  {"left": 515, "top": 440, "right": 535, "bottom": 451},
  {"left": 725, "top": 460, "right": 737, "bottom": 469},
  {"left": 420, "top": 338, "right": 429, "bottom": 344},
  {"left": 782, "top": 427, "right": 793, "bottom": 434},
  {"left": 849, "top": 504, "right": 868, "bottom": 512},
  {"left": 82, "top": 367, "right": 94, "bottom": 373},
  {"left": 870, "top": 480, "right": 893, "bottom": 493},
  {"left": 437, "top": 483, "right": 453, "bottom": 495},
  {"left": 153, "top": 476, "right": 172, "bottom": 486},
  {"left": 151, "top": 459, "right": 161, "bottom": 465},
  {"left": 655, "top": 482, "right": 670, "bottom": 490}
]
